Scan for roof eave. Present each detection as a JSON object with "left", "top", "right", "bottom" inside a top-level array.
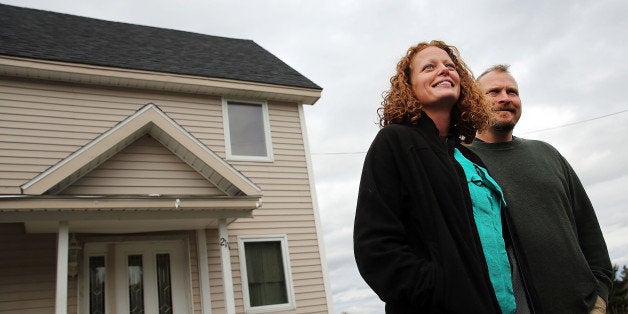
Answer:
[{"left": 0, "top": 55, "right": 322, "bottom": 105}]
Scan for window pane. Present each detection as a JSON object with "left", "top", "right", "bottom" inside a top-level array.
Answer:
[
  {"left": 89, "top": 256, "right": 106, "bottom": 314},
  {"left": 244, "top": 241, "right": 288, "bottom": 307},
  {"left": 156, "top": 254, "right": 173, "bottom": 314},
  {"left": 128, "top": 255, "right": 144, "bottom": 314},
  {"left": 227, "top": 102, "right": 267, "bottom": 157}
]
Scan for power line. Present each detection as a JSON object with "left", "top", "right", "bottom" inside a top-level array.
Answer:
[
  {"left": 311, "top": 108, "right": 628, "bottom": 156},
  {"left": 522, "top": 108, "right": 628, "bottom": 135},
  {"left": 311, "top": 151, "right": 366, "bottom": 156}
]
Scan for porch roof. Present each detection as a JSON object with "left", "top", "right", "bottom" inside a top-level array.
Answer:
[
  {"left": 0, "top": 195, "right": 258, "bottom": 233},
  {"left": 1, "top": 103, "right": 263, "bottom": 233}
]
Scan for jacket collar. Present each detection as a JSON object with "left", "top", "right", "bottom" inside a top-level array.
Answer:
[{"left": 414, "top": 114, "right": 460, "bottom": 153}]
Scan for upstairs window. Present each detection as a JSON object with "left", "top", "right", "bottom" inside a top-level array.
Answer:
[{"left": 223, "top": 100, "right": 273, "bottom": 161}]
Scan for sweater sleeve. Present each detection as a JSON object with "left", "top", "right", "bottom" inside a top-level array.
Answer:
[
  {"left": 561, "top": 154, "right": 613, "bottom": 303},
  {"left": 353, "top": 128, "right": 439, "bottom": 308}
]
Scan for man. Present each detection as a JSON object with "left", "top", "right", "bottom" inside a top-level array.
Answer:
[{"left": 470, "top": 65, "right": 613, "bottom": 314}]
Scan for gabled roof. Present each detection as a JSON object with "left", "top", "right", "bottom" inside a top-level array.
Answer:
[
  {"left": 0, "top": 4, "right": 321, "bottom": 90},
  {"left": 21, "top": 103, "right": 262, "bottom": 197}
]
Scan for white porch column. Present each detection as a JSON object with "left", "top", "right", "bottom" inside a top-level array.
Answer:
[
  {"left": 196, "top": 229, "right": 213, "bottom": 314},
  {"left": 218, "top": 219, "right": 236, "bottom": 314},
  {"left": 55, "top": 221, "right": 69, "bottom": 314}
]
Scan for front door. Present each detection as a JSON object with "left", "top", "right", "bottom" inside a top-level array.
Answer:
[{"left": 82, "top": 240, "right": 192, "bottom": 314}]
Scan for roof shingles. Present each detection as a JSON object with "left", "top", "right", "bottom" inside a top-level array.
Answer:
[{"left": 0, "top": 4, "right": 321, "bottom": 90}]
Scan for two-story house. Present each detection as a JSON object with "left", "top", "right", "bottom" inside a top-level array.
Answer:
[{"left": 0, "top": 4, "right": 331, "bottom": 314}]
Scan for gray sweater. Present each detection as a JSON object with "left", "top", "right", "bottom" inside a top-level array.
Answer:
[{"left": 470, "top": 137, "right": 612, "bottom": 313}]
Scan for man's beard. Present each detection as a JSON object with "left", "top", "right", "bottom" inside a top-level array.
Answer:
[{"left": 491, "top": 120, "right": 516, "bottom": 132}]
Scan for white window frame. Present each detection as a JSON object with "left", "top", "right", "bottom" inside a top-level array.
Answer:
[
  {"left": 237, "top": 235, "right": 296, "bottom": 313},
  {"left": 222, "top": 99, "right": 274, "bottom": 162}
]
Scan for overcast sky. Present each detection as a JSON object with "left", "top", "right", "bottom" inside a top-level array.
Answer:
[{"left": 2, "top": 1, "right": 627, "bottom": 313}]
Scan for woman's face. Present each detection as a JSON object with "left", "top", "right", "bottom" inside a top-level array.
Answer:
[{"left": 410, "top": 46, "right": 461, "bottom": 110}]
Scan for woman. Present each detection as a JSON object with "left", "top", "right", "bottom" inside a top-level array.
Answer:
[{"left": 353, "top": 40, "right": 517, "bottom": 313}]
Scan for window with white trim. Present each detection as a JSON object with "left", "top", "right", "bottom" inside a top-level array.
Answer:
[
  {"left": 238, "top": 235, "right": 295, "bottom": 313},
  {"left": 223, "top": 100, "right": 273, "bottom": 161}
]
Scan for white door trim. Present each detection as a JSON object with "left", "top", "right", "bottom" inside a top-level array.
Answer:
[{"left": 81, "top": 239, "right": 192, "bottom": 314}]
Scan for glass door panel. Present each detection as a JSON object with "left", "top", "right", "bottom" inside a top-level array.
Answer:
[
  {"left": 128, "top": 254, "right": 145, "bottom": 314},
  {"left": 89, "top": 256, "right": 106, "bottom": 314},
  {"left": 156, "top": 253, "right": 173, "bottom": 314},
  {"left": 83, "top": 241, "right": 190, "bottom": 314}
]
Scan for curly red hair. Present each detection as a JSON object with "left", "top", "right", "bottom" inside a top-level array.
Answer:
[{"left": 378, "top": 40, "right": 490, "bottom": 143}]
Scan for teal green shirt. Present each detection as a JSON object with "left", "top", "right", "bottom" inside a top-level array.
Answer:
[{"left": 454, "top": 148, "right": 516, "bottom": 314}]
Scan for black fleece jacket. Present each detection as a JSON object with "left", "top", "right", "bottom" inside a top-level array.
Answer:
[{"left": 354, "top": 116, "right": 507, "bottom": 313}]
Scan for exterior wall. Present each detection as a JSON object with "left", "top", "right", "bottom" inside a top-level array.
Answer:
[
  {"left": 0, "top": 223, "right": 56, "bottom": 313},
  {"left": 206, "top": 228, "right": 228, "bottom": 312},
  {"left": 189, "top": 230, "right": 202, "bottom": 314},
  {"left": 0, "top": 77, "right": 328, "bottom": 313},
  {"left": 227, "top": 101, "right": 327, "bottom": 313},
  {"left": 60, "top": 135, "right": 223, "bottom": 196}
]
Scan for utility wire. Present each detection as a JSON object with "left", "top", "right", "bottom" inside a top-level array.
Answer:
[
  {"left": 311, "top": 151, "right": 366, "bottom": 156},
  {"left": 311, "top": 108, "right": 628, "bottom": 156},
  {"left": 521, "top": 108, "right": 628, "bottom": 135}
]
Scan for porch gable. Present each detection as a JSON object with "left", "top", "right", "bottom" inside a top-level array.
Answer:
[{"left": 20, "top": 103, "right": 261, "bottom": 197}]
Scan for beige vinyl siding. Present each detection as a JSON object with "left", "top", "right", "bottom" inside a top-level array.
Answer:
[
  {"left": 186, "top": 230, "right": 202, "bottom": 314},
  {"left": 60, "top": 135, "right": 224, "bottom": 196},
  {"left": 0, "top": 223, "right": 56, "bottom": 313},
  {"left": 0, "top": 77, "right": 328, "bottom": 313},
  {"left": 205, "top": 228, "right": 228, "bottom": 313},
  {"left": 226, "top": 101, "right": 328, "bottom": 313}
]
